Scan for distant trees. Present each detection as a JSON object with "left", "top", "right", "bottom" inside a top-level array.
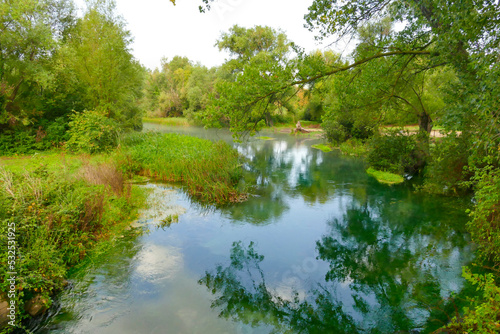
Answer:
[{"left": 142, "top": 56, "right": 217, "bottom": 122}]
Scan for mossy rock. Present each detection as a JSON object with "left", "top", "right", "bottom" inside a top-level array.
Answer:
[
  {"left": 311, "top": 144, "right": 332, "bottom": 152},
  {"left": 366, "top": 168, "right": 404, "bottom": 185}
]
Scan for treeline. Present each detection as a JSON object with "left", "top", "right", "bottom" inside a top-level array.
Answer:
[{"left": 0, "top": 0, "right": 144, "bottom": 154}]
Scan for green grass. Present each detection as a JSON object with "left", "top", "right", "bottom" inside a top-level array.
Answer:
[
  {"left": 366, "top": 167, "right": 405, "bottom": 184},
  {"left": 0, "top": 151, "right": 110, "bottom": 174},
  {"left": 338, "top": 139, "right": 369, "bottom": 157},
  {"left": 311, "top": 144, "right": 332, "bottom": 152},
  {"left": 256, "top": 136, "right": 275, "bottom": 140},
  {"left": 143, "top": 117, "right": 191, "bottom": 127},
  {"left": 118, "top": 132, "right": 246, "bottom": 205},
  {"left": 0, "top": 155, "right": 147, "bottom": 325}
]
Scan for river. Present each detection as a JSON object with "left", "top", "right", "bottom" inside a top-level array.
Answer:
[{"left": 33, "top": 123, "right": 473, "bottom": 333}]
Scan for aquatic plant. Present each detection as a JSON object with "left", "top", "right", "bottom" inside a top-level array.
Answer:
[{"left": 118, "top": 132, "right": 246, "bottom": 205}]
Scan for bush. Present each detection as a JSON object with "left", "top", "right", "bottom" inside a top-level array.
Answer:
[
  {"left": 422, "top": 132, "right": 472, "bottom": 195},
  {"left": 322, "top": 113, "right": 374, "bottom": 145},
  {"left": 0, "top": 129, "right": 37, "bottom": 155},
  {"left": 367, "top": 130, "right": 426, "bottom": 175},
  {"left": 66, "top": 110, "right": 120, "bottom": 154},
  {"left": 0, "top": 161, "right": 144, "bottom": 326},
  {"left": 40, "top": 117, "right": 70, "bottom": 149}
]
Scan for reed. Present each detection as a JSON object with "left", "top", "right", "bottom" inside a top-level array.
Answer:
[{"left": 119, "top": 132, "right": 246, "bottom": 205}]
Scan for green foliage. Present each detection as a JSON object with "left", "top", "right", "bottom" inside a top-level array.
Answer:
[
  {"left": 118, "top": 132, "right": 245, "bottom": 204},
  {"left": 0, "top": 160, "right": 145, "bottom": 327},
  {"left": 338, "top": 138, "right": 369, "bottom": 157},
  {"left": 422, "top": 133, "right": 472, "bottom": 195},
  {"left": 367, "top": 130, "right": 425, "bottom": 175},
  {"left": 63, "top": 1, "right": 145, "bottom": 129},
  {"left": 66, "top": 110, "right": 120, "bottom": 154},
  {"left": 203, "top": 25, "right": 297, "bottom": 136},
  {"left": 322, "top": 114, "right": 375, "bottom": 145},
  {"left": 0, "top": 0, "right": 75, "bottom": 128},
  {"left": 443, "top": 267, "right": 500, "bottom": 333},
  {"left": 468, "top": 169, "right": 500, "bottom": 266},
  {"left": 311, "top": 144, "right": 332, "bottom": 152},
  {"left": 366, "top": 167, "right": 404, "bottom": 185},
  {"left": 0, "top": 130, "right": 37, "bottom": 155}
]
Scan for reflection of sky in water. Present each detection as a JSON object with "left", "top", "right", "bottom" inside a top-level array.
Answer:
[{"left": 37, "top": 126, "right": 474, "bottom": 334}]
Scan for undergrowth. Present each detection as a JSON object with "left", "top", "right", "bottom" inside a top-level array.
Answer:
[{"left": 0, "top": 158, "right": 146, "bottom": 330}]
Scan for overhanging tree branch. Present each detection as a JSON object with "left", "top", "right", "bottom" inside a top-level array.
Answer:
[{"left": 293, "top": 50, "right": 432, "bottom": 86}]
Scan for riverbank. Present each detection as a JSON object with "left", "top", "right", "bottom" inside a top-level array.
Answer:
[
  {"left": 0, "top": 132, "right": 246, "bottom": 332},
  {"left": 0, "top": 152, "right": 147, "bottom": 331}
]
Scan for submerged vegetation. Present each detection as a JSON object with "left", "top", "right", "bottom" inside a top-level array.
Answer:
[{"left": 366, "top": 167, "right": 404, "bottom": 185}]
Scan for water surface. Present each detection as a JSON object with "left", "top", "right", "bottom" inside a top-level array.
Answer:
[{"left": 35, "top": 124, "right": 472, "bottom": 333}]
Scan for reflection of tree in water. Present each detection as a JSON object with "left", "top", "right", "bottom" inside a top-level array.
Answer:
[
  {"left": 200, "top": 198, "right": 472, "bottom": 333},
  {"left": 223, "top": 138, "right": 369, "bottom": 224},
  {"left": 199, "top": 241, "right": 359, "bottom": 334},
  {"left": 317, "top": 197, "right": 472, "bottom": 332}
]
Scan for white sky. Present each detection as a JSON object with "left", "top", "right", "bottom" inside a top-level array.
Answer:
[{"left": 76, "top": 0, "right": 342, "bottom": 70}]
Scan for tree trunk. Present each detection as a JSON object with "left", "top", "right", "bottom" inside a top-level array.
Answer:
[{"left": 418, "top": 111, "right": 433, "bottom": 134}]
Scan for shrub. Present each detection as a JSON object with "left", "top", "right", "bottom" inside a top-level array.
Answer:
[
  {"left": 468, "top": 169, "right": 500, "bottom": 265},
  {"left": 367, "top": 130, "right": 426, "bottom": 175},
  {"left": 0, "top": 129, "right": 37, "bottom": 155},
  {"left": 39, "top": 117, "right": 69, "bottom": 149},
  {"left": 422, "top": 132, "right": 472, "bottom": 195},
  {"left": 443, "top": 268, "right": 500, "bottom": 333},
  {"left": 322, "top": 113, "right": 374, "bottom": 145},
  {"left": 66, "top": 110, "right": 120, "bottom": 154},
  {"left": 0, "top": 161, "right": 145, "bottom": 326}
]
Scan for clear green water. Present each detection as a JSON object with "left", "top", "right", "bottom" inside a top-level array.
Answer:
[{"left": 33, "top": 124, "right": 473, "bottom": 333}]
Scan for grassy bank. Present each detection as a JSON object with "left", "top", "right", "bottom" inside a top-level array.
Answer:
[
  {"left": 0, "top": 132, "right": 246, "bottom": 330},
  {"left": 143, "top": 117, "right": 192, "bottom": 127},
  {"left": 0, "top": 153, "right": 147, "bottom": 330},
  {"left": 117, "top": 132, "right": 246, "bottom": 204}
]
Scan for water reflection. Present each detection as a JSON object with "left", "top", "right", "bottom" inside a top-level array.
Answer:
[
  {"left": 35, "top": 124, "right": 473, "bottom": 334},
  {"left": 199, "top": 241, "right": 359, "bottom": 334},
  {"left": 200, "top": 196, "right": 472, "bottom": 333}
]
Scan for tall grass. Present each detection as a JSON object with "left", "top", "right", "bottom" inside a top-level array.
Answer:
[
  {"left": 143, "top": 117, "right": 191, "bottom": 127},
  {"left": 0, "top": 161, "right": 146, "bottom": 327},
  {"left": 118, "top": 132, "right": 246, "bottom": 205}
]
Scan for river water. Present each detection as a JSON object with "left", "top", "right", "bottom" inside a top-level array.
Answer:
[{"left": 34, "top": 124, "right": 473, "bottom": 333}]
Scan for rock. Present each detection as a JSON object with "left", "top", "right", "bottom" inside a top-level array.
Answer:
[
  {"left": 24, "top": 294, "right": 50, "bottom": 317},
  {"left": 0, "top": 297, "right": 9, "bottom": 328}
]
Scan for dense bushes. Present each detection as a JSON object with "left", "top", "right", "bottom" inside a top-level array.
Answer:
[
  {"left": 440, "top": 169, "right": 500, "bottom": 333},
  {"left": 322, "top": 114, "right": 374, "bottom": 145},
  {"left": 422, "top": 132, "right": 473, "bottom": 195},
  {"left": 367, "top": 130, "right": 426, "bottom": 175},
  {"left": 0, "top": 117, "right": 69, "bottom": 155},
  {"left": 66, "top": 110, "right": 120, "bottom": 154},
  {"left": 0, "top": 159, "right": 145, "bottom": 327}
]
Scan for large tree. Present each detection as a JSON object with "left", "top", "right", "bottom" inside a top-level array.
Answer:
[
  {"left": 203, "top": 25, "right": 298, "bottom": 134},
  {"left": 63, "top": 0, "right": 145, "bottom": 129},
  {"left": 0, "top": 0, "right": 75, "bottom": 129},
  {"left": 199, "top": 0, "right": 499, "bottom": 137}
]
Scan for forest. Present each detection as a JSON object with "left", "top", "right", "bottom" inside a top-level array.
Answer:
[{"left": 1, "top": 0, "right": 500, "bottom": 332}]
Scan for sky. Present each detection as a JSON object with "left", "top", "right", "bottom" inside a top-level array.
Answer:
[{"left": 76, "top": 0, "right": 342, "bottom": 70}]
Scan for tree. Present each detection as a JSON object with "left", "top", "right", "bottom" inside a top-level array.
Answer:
[
  {"left": 64, "top": 0, "right": 145, "bottom": 129},
  {"left": 0, "top": 0, "right": 75, "bottom": 130},
  {"left": 203, "top": 25, "right": 298, "bottom": 135}
]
